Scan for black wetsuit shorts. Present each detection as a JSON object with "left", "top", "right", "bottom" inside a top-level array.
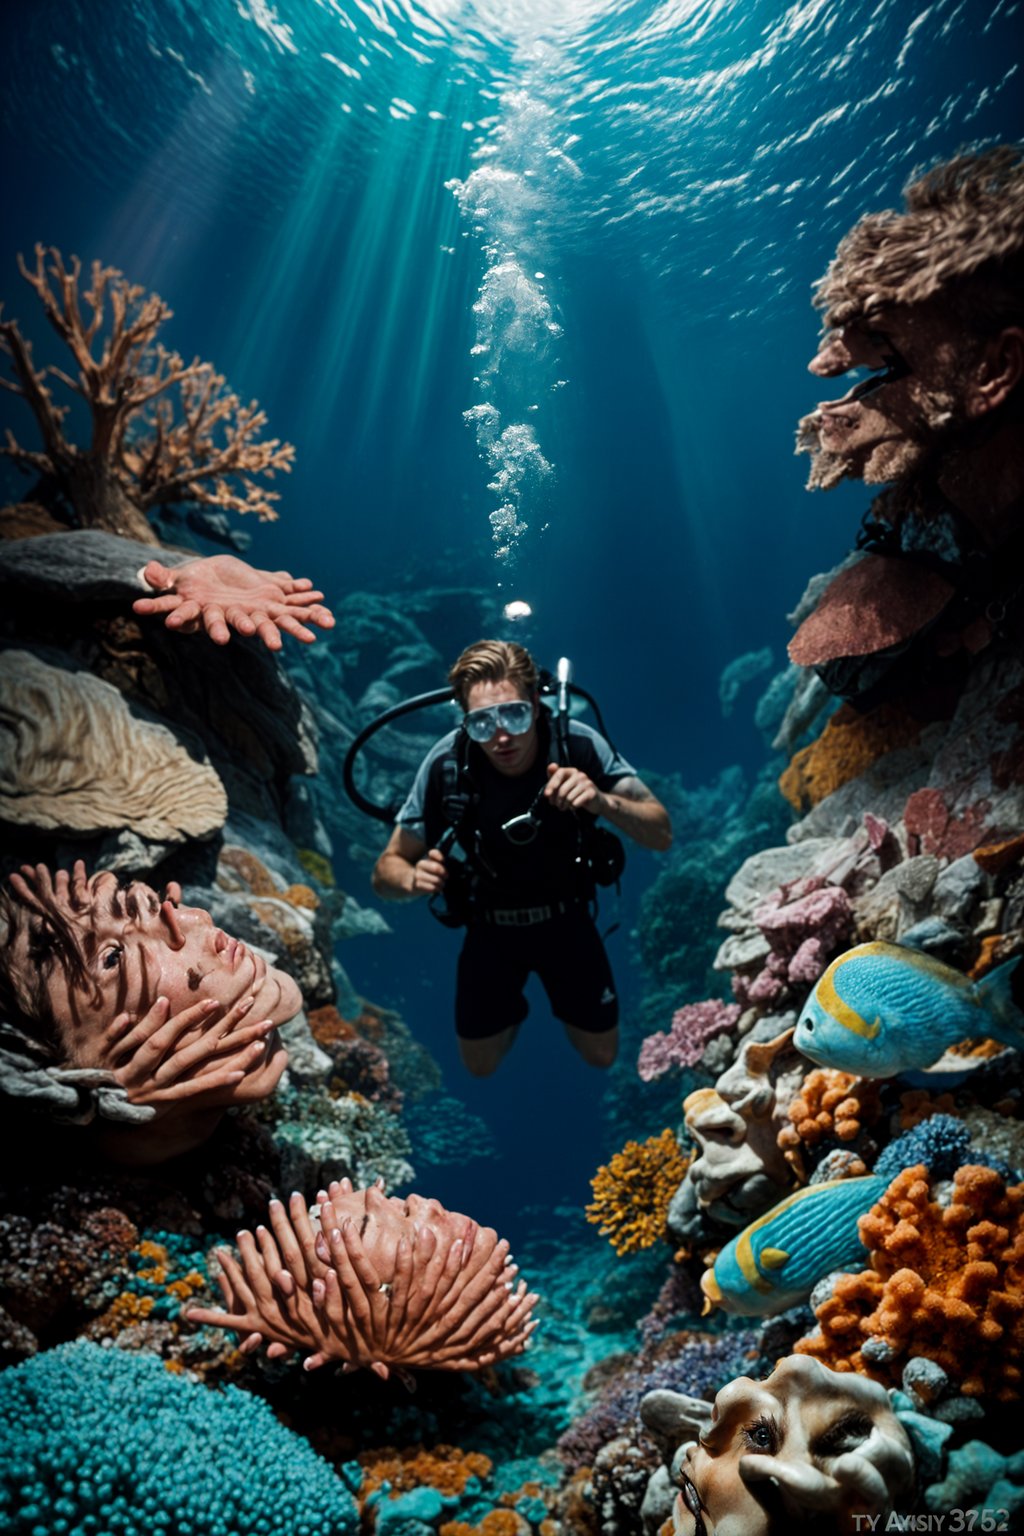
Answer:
[{"left": 455, "top": 908, "right": 618, "bottom": 1040}]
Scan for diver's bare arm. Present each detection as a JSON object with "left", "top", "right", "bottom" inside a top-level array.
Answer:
[
  {"left": 372, "top": 827, "right": 446, "bottom": 901},
  {"left": 597, "top": 777, "right": 673, "bottom": 851}
]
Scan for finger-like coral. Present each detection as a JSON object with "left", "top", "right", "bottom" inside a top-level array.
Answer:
[
  {"left": 586, "top": 1130, "right": 690, "bottom": 1256},
  {"left": 733, "top": 877, "right": 853, "bottom": 1008},
  {"left": 636, "top": 999, "right": 740, "bottom": 1080},
  {"left": 796, "top": 1164, "right": 1024, "bottom": 1399},
  {"left": 187, "top": 1183, "right": 538, "bottom": 1380}
]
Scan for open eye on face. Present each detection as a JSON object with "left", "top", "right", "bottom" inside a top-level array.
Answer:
[
  {"left": 742, "top": 1415, "right": 779, "bottom": 1453},
  {"left": 100, "top": 942, "right": 125, "bottom": 972}
]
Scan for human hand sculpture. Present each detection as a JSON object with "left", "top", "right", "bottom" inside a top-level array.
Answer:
[
  {"left": 186, "top": 1180, "right": 539, "bottom": 1381},
  {"left": 100, "top": 991, "right": 278, "bottom": 1107},
  {"left": 132, "top": 554, "right": 335, "bottom": 650}
]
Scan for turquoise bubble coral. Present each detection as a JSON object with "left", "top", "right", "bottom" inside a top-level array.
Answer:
[{"left": 0, "top": 1340, "right": 359, "bottom": 1535}]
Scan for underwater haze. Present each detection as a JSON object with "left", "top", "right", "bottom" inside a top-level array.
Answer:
[{"left": 2, "top": 0, "right": 1021, "bottom": 1223}]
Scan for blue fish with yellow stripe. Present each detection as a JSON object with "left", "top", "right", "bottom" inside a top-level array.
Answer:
[
  {"left": 793, "top": 940, "right": 1024, "bottom": 1078},
  {"left": 701, "top": 1175, "right": 888, "bottom": 1316}
]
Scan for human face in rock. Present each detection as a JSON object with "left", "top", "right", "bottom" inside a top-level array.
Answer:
[
  {"left": 6, "top": 862, "right": 301, "bottom": 1099},
  {"left": 672, "top": 1356, "right": 913, "bottom": 1535},
  {"left": 464, "top": 678, "right": 539, "bottom": 777},
  {"left": 803, "top": 305, "right": 967, "bottom": 487}
]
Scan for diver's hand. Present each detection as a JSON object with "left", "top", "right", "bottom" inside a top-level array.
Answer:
[
  {"left": 132, "top": 554, "right": 336, "bottom": 650},
  {"left": 410, "top": 848, "right": 448, "bottom": 895},
  {"left": 544, "top": 763, "right": 607, "bottom": 816}
]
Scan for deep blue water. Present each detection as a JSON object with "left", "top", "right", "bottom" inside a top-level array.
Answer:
[{"left": 3, "top": 0, "right": 1022, "bottom": 1239}]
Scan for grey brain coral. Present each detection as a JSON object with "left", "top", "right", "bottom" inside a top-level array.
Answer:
[{"left": 187, "top": 1181, "right": 538, "bottom": 1380}]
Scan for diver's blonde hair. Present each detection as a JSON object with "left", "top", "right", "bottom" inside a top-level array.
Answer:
[
  {"left": 815, "top": 144, "right": 1024, "bottom": 333},
  {"left": 448, "top": 640, "right": 538, "bottom": 708}
]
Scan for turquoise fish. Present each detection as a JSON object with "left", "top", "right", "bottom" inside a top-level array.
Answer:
[
  {"left": 702, "top": 1175, "right": 887, "bottom": 1316},
  {"left": 793, "top": 941, "right": 1023, "bottom": 1078}
]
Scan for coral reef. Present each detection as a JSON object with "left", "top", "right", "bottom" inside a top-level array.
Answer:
[
  {"left": 780, "top": 702, "right": 923, "bottom": 812},
  {"left": 777, "top": 1067, "right": 882, "bottom": 1178},
  {"left": 674, "top": 1026, "right": 807, "bottom": 1231},
  {"left": 1, "top": 246, "right": 294, "bottom": 543},
  {"left": 636, "top": 999, "right": 739, "bottom": 1080},
  {"left": 797, "top": 1164, "right": 1024, "bottom": 1399},
  {"left": 0, "top": 1340, "right": 359, "bottom": 1534},
  {"left": 586, "top": 1130, "right": 689, "bottom": 1256},
  {"left": 0, "top": 648, "right": 227, "bottom": 843}
]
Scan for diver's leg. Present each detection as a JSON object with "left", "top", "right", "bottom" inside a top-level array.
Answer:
[
  {"left": 459, "top": 1025, "right": 520, "bottom": 1077},
  {"left": 538, "top": 913, "right": 619, "bottom": 1068},
  {"left": 455, "top": 925, "right": 529, "bottom": 1077}
]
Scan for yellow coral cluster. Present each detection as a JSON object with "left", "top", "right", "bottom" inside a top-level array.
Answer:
[
  {"left": 796, "top": 1164, "right": 1024, "bottom": 1399},
  {"left": 358, "top": 1444, "right": 492, "bottom": 1500},
  {"left": 777, "top": 1069, "right": 881, "bottom": 1175},
  {"left": 298, "top": 846, "right": 337, "bottom": 887},
  {"left": 779, "top": 703, "right": 921, "bottom": 812},
  {"left": 586, "top": 1128, "right": 689, "bottom": 1256}
]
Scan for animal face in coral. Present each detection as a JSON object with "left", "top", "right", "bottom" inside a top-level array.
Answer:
[
  {"left": 2, "top": 861, "right": 301, "bottom": 1102},
  {"left": 672, "top": 1356, "right": 914, "bottom": 1535},
  {"left": 801, "top": 306, "right": 973, "bottom": 490}
]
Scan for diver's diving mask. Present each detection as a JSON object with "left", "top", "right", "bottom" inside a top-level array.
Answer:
[{"left": 463, "top": 700, "right": 534, "bottom": 742}]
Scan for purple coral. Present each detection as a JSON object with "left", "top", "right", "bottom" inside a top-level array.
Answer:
[{"left": 637, "top": 999, "right": 740, "bottom": 1081}]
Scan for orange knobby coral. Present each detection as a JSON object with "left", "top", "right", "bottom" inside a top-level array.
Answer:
[
  {"left": 778, "top": 1069, "right": 881, "bottom": 1174},
  {"left": 897, "top": 1089, "right": 960, "bottom": 1130},
  {"left": 796, "top": 1164, "right": 1024, "bottom": 1399},
  {"left": 586, "top": 1129, "right": 690, "bottom": 1256},
  {"left": 778, "top": 704, "right": 922, "bottom": 813},
  {"left": 359, "top": 1444, "right": 492, "bottom": 1500}
]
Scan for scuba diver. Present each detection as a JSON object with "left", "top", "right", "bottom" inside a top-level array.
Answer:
[{"left": 370, "top": 640, "right": 672, "bottom": 1077}]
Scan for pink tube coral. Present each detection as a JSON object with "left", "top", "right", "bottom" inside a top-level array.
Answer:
[{"left": 637, "top": 999, "right": 740, "bottom": 1080}]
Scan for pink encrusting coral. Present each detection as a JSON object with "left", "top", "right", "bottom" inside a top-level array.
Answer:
[
  {"left": 733, "top": 878, "right": 853, "bottom": 1007},
  {"left": 637, "top": 999, "right": 740, "bottom": 1080}
]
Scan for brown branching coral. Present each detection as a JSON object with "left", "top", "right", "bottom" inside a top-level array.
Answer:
[
  {"left": 586, "top": 1129, "right": 689, "bottom": 1256},
  {"left": 795, "top": 1163, "right": 1024, "bottom": 1400},
  {"left": 0, "top": 245, "right": 294, "bottom": 544}
]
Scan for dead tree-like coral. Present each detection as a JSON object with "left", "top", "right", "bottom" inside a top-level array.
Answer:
[{"left": 0, "top": 245, "right": 294, "bottom": 545}]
